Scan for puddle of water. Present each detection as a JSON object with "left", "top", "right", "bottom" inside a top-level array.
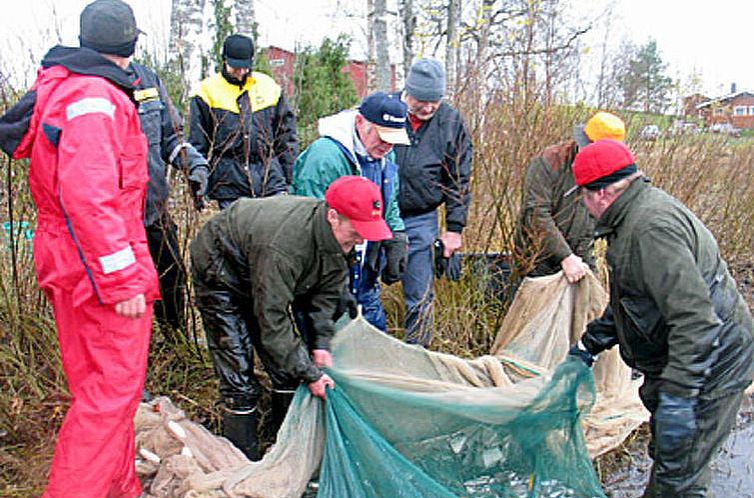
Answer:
[{"left": 603, "top": 406, "right": 754, "bottom": 498}]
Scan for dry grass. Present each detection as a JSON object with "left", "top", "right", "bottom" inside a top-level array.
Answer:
[{"left": 2, "top": 78, "right": 754, "bottom": 495}]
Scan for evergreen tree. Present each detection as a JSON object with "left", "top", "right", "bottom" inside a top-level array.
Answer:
[
  {"left": 292, "top": 35, "right": 360, "bottom": 145},
  {"left": 620, "top": 39, "right": 673, "bottom": 114}
]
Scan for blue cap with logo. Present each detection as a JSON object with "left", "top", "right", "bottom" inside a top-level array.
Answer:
[{"left": 358, "top": 92, "right": 410, "bottom": 145}]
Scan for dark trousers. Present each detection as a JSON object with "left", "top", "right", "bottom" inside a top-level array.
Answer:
[
  {"left": 146, "top": 220, "right": 186, "bottom": 337},
  {"left": 640, "top": 379, "right": 746, "bottom": 497},
  {"left": 193, "top": 275, "right": 299, "bottom": 410}
]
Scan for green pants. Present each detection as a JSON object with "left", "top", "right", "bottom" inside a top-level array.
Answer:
[{"left": 640, "top": 380, "right": 746, "bottom": 497}]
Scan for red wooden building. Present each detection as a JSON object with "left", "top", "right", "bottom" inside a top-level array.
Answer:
[
  {"left": 264, "top": 46, "right": 397, "bottom": 99},
  {"left": 694, "top": 88, "right": 754, "bottom": 130}
]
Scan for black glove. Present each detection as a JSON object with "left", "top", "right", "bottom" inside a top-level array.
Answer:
[
  {"left": 655, "top": 392, "right": 697, "bottom": 453},
  {"left": 381, "top": 232, "right": 408, "bottom": 284},
  {"left": 333, "top": 289, "right": 358, "bottom": 321},
  {"left": 434, "top": 239, "right": 448, "bottom": 279},
  {"left": 568, "top": 343, "right": 596, "bottom": 367},
  {"left": 188, "top": 165, "right": 209, "bottom": 211}
]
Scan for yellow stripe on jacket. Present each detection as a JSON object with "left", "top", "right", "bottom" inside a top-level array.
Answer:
[{"left": 194, "top": 71, "right": 281, "bottom": 114}]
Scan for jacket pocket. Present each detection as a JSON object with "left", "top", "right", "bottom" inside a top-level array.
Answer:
[
  {"left": 137, "top": 99, "right": 164, "bottom": 145},
  {"left": 619, "top": 296, "right": 665, "bottom": 344},
  {"left": 119, "top": 133, "right": 149, "bottom": 190}
]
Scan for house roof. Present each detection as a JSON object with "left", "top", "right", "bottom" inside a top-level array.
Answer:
[{"left": 696, "top": 91, "right": 754, "bottom": 109}]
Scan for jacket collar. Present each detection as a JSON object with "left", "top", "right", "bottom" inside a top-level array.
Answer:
[
  {"left": 313, "top": 202, "right": 345, "bottom": 255},
  {"left": 41, "top": 45, "right": 137, "bottom": 91},
  {"left": 594, "top": 177, "right": 650, "bottom": 239}
]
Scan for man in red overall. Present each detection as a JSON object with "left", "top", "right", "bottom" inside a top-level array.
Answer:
[{"left": 0, "top": 1, "right": 159, "bottom": 496}]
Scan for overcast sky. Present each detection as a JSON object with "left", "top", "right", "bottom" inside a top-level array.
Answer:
[{"left": 0, "top": 0, "right": 751, "bottom": 97}]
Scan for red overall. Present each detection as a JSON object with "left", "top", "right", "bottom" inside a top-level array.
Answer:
[{"left": 13, "top": 63, "right": 159, "bottom": 497}]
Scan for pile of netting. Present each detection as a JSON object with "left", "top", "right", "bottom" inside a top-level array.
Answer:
[{"left": 135, "top": 271, "right": 648, "bottom": 497}]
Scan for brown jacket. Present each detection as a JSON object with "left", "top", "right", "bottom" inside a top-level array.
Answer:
[{"left": 514, "top": 139, "right": 595, "bottom": 276}]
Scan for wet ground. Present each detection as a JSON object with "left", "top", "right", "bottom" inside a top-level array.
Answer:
[{"left": 602, "top": 396, "right": 754, "bottom": 497}]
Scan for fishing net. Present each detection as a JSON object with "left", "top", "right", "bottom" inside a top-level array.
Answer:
[{"left": 136, "top": 270, "right": 647, "bottom": 497}]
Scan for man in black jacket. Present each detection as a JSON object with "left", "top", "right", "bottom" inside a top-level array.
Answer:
[
  {"left": 393, "top": 58, "right": 473, "bottom": 347},
  {"left": 189, "top": 34, "right": 298, "bottom": 208},
  {"left": 130, "top": 61, "right": 209, "bottom": 337}
]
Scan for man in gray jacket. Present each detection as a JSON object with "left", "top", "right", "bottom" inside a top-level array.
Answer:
[
  {"left": 568, "top": 139, "right": 753, "bottom": 497},
  {"left": 190, "top": 176, "right": 392, "bottom": 460}
]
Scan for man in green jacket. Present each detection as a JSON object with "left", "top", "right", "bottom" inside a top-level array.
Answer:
[
  {"left": 568, "top": 139, "right": 754, "bottom": 497},
  {"left": 514, "top": 111, "right": 625, "bottom": 283},
  {"left": 190, "top": 176, "right": 392, "bottom": 460},
  {"left": 292, "top": 91, "right": 409, "bottom": 331}
]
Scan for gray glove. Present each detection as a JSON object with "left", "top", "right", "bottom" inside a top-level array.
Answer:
[{"left": 188, "top": 165, "right": 209, "bottom": 211}]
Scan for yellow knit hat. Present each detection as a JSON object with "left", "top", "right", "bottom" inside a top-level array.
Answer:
[{"left": 584, "top": 111, "right": 625, "bottom": 142}]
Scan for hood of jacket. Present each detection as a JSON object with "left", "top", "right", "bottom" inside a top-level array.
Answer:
[{"left": 317, "top": 109, "right": 358, "bottom": 161}]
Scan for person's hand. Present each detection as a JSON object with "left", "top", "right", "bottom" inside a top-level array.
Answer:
[
  {"left": 568, "top": 342, "right": 596, "bottom": 367},
  {"left": 188, "top": 165, "right": 209, "bottom": 211},
  {"left": 308, "top": 373, "right": 335, "bottom": 399},
  {"left": 312, "top": 349, "right": 333, "bottom": 368},
  {"left": 655, "top": 392, "right": 697, "bottom": 453},
  {"left": 115, "top": 293, "right": 146, "bottom": 319},
  {"left": 381, "top": 231, "right": 409, "bottom": 284},
  {"left": 438, "top": 231, "right": 462, "bottom": 258},
  {"left": 561, "top": 253, "right": 588, "bottom": 284}
]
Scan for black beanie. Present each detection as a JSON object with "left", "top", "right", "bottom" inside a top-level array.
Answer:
[{"left": 79, "top": 0, "right": 141, "bottom": 57}]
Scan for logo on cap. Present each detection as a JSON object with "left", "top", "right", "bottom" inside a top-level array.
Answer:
[{"left": 382, "top": 113, "right": 406, "bottom": 124}]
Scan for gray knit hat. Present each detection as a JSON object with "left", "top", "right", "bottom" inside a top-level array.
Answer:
[
  {"left": 80, "top": 0, "right": 142, "bottom": 57},
  {"left": 405, "top": 58, "right": 446, "bottom": 102}
]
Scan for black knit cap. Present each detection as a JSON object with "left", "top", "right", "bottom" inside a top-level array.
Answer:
[
  {"left": 79, "top": 0, "right": 141, "bottom": 57},
  {"left": 222, "top": 34, "right": 254, "bottom": 69}
]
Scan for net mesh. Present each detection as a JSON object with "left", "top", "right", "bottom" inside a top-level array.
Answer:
[{"left": 136, "top": 271, "right": 648, "bottom": 497}]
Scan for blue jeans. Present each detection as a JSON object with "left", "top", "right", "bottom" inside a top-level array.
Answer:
[
  {"left": 401, "top": 211, "right": 438, "bottom": 346},
  {"left": 353, "top": 259, "right": 387, "bottom": 331}
]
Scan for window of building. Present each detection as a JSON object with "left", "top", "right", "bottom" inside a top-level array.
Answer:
[
  {"left": 714, "top": 108, "right": 726, "bottom": 116},
  {"left": 749, "top": 106, "right": 754, "bottom": 115},
  {"left": 733, "top": 106, "right": 747, "bottom": 116}
]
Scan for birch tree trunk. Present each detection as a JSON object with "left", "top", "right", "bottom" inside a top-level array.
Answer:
[
  {"left": 372, "top": 0, "right": 391, "bottom": 91},
  {"left": 400, "top": 0, "right": 415, "bottom": 76},
  {"left": 170, "top": 0, "right": 208, "bottom": 99},
  {"left": 445, "top": 0, "right": 460, "bottom": 88},
  {"left": 234, "top": 0, "right": 255, "bottom": 36}
]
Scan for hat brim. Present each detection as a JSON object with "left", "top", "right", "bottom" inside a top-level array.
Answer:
[
  {"left": 375, "top": 125, "right": 410, "bottom": 145},
  {"left": 351, "top": 218, "right": 393, "bottom": 242},
  {"left": 226, "top": 57, "right": 252, "bottom": 69},
  {"left": 573, "top": 125, "right": 591, "bottom": 148}
]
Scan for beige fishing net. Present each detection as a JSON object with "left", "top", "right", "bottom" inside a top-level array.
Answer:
[{"left": 135, "top": 270, "right": 648, "bottom": 497}]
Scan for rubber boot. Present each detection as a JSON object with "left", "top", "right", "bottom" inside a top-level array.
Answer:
[
  {"left": 222, "top": 407, "right": 260, "bottom": 461},
  {"left": 270, "top": 391, "right": 295, "bottom": 438}
]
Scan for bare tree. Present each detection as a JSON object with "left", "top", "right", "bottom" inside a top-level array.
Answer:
[
  {"left": 234, "top": 0, "right": 256, "bottom": 36},
  {"left": 399, "top": 0, "right": 416, "bottom": 75},
  {"left": 170, "top": 0, "right": 208, "bottom": 99},
  {"left": 367, "top": 0, "right": 392, "bottom": 92},
  {"left": 445, "top": 0, "right": 460, "bottom": 87}
]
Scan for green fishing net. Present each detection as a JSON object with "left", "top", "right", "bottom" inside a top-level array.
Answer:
[{"left": 315, "top": 318, "right": 606, "bottom": 498}]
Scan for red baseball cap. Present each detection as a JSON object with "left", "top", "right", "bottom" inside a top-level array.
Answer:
[
  {"left": 573, "top": 139, "right": 636, "bottom": 189},
  {"left": 325, "top": 176, "right": 393, "bottom": 241}
]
